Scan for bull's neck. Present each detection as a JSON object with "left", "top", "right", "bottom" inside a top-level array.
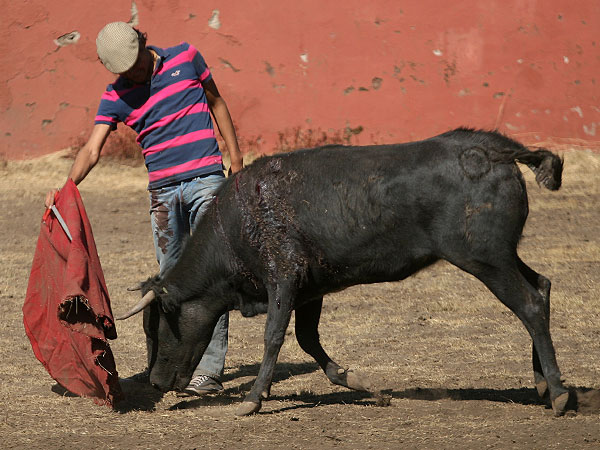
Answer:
[{"left": 166, "top": 224, "right": 234, "bottom": 302}]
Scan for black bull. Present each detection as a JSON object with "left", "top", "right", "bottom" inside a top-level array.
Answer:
[{"left": 118, "top": 128, "right": 569, "bottom": 416}]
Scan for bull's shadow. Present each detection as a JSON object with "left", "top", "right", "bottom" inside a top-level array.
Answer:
[
  {"left": 169, "top": 361, "right": 321, "bottom": 410},
  {"left": 170, "top": 383, "right": 550, "bottom": 414},
  {"left": 174, "top": 361, "right": 546, "bottom": 412},
  {"left": 265, "top": 387, "right": 547, "bottom": 413},
  {"left": 81, "top": 362, "right": 592, "bottom": 414},
  {"left": 265, "top": 386, "right": 592, "bottom": 415},
  {"left": 170, "top": 361, "right": 545, "bottom": 412},
  {"left": 169, "top": 362, "right": 587, "bottom": 414}
]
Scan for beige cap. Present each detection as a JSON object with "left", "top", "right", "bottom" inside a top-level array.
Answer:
[{"left": 96, "top": 22, "right": 139, "bottom": 74}]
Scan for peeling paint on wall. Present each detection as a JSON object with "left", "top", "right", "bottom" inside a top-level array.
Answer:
[
  {"left": 1, "top": 1, "right": 599, "bottom": 158},
  {"left": 583, "top": 123, "right": 597, "bottom": 136},
  {"left": 571, "top": 106, "right": 584, "bottom": 118},
  {"left": 128, "top": 1, "right": 139, "bottom": 27},
  {"left": 219, "top": 58, "right": 240, "bottom": 72},
  {"left": 53, "top": 31, "right": 80, "bottom": 47},
  {"left": 208, "top": 10, "right": 221, "bottom": 30},
  {"left": 264, "top": 62, "right": 275, "bottom": 77}
]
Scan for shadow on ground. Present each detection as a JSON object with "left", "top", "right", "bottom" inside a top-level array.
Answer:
[
  {"left": 55, "top": 363, "right": 600, "bottom": 417},
  {"left": 114, "top": 379, "right": 165, "bottom": 413},
  {"left": 169, "top": 361, "right": 321, "bottom": 411},
  {"left": 264, "top": 386, "right": 599, "bottom": 416}
]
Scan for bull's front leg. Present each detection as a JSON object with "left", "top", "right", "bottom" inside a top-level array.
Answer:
[{"left": 235, "top": 281, "right": 294, "bottom": 416}]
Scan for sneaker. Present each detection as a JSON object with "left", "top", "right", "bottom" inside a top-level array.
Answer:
[{"left": 181, "top": 375, "right": 224, "bottom": 396}]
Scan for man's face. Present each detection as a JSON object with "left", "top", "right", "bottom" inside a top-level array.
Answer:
[{"left": 120, "top": 48, "right": 153, "bottom": 84}]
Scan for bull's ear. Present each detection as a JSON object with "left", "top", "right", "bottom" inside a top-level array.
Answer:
[
  {"left": 158, "top": 288, "right": 180, "bottom": 314},
  {"left": 140, "top": 275, "right": 161, "bottom": 296}
]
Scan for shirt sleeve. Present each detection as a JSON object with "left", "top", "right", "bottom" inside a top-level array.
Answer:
[
  {"left": 189, "top": 44, "right": 213, "bottom": 83},
  {"left": 94, "top": 86, "right": 121, "bottom": 130}
]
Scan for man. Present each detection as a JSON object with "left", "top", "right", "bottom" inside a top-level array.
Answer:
[{"left": 45, "top": 21, "right": 243, "bottom": 395}]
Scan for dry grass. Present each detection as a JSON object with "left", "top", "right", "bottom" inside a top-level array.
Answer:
[
  {"left": 67, "top": 127, "right": 145, "bottom": 166},
  {"left": 0, "top": 148, "right": 598, "bottom": 449}
]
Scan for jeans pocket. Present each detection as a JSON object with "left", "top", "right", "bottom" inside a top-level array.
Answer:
[{"left": 191, "top": 173, "right": 225, "bottom": 184}]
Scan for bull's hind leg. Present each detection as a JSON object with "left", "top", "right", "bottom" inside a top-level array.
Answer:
[
  {"left": 236, "top": 281, "right": 295, "bottom": 416},
  {"left": 295, "top": 298, "right": 371, "bottom": 391},
  {"left": 463, "top": 260, "right": 569, "bottom": 416},
  {"left": 517, "top": 257, "right": 552, "bottom": 401}
]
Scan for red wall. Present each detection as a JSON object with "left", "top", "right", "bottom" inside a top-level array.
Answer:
[{"left": 2, "top": 0, "right": 599, "bottom": 159}]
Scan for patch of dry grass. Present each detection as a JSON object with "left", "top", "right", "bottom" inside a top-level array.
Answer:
[{"left": 0, "top": 148, "right": 598, "bottom": 449}]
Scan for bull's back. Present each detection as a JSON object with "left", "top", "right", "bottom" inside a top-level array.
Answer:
[{"left": 228, "top": 136, "right": 528, "bottom": 293}]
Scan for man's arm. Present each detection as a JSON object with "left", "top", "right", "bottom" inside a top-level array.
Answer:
[
  {"left": 202, "top": 78, "right": 243, "bottom": 174},
  {"left": 45, "top": 123, "right": 112, "bottom": 208}
]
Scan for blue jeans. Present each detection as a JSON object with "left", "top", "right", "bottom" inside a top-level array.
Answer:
[{"left": 149, "top": 173, "right": 228, "bottom": 380}]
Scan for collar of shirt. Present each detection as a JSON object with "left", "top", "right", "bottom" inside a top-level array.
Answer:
[
  {"left": 119, "top": 45, "right": 169, "bottom": 88},
  {"left": 147, "top": 45, "right": 169, "bottom": 77}
]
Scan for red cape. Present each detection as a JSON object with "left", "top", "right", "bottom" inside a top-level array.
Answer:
[{"left": 23, "top": 179, "right": 122, "bottom": 406}]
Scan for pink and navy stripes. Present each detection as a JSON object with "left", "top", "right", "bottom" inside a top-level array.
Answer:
[{"left": 95, "top": 42, "right": 222, "bottom": 189}]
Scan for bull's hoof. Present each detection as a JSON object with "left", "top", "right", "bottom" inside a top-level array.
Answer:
[
  {"left": 552, "top": 392, "right": 569, "bottom": 417},
  {"left": 345, "top": 369, "right": 372, "bottom": 392},
  {"left": 235, "top": 401, "right": 261, "bottom": 416}
]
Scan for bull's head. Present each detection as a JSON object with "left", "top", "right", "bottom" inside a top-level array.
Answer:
[{"left": 117, "top": 278, "right": 222, "bottom": 393}]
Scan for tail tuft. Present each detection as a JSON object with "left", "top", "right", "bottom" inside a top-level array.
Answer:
[
  {"left": 532, "top": 150, "right": 563, "bottom": 191},
  {"left": 514, "top": 148, "right": 563, "bottom": 191}
]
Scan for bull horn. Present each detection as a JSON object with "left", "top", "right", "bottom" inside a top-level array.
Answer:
[
  {"left": 115, "top": 290, "right": 156, "bottom": 320},
  {"left": 127, "top": 283, "right": 143, "bottom": 292}
]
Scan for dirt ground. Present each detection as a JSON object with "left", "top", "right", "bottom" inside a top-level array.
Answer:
[{"left": 0, "top": 147, "right": 598, "bottom": 449}]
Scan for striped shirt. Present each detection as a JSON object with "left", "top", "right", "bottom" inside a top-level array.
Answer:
[{"left": 95, "top": 42, "right": 223, "bottom": 189}]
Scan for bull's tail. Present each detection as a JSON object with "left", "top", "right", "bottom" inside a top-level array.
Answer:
[
  {"left": 512, "top": 147, "right": 564, "bottom": 191},
  {"left": 441, "top": 128, "right": 564, "bottom": 191}
]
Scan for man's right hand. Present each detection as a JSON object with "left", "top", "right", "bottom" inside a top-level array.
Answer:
[{"left": 45, "top": 188, "right": 60, "bottom": 209}]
